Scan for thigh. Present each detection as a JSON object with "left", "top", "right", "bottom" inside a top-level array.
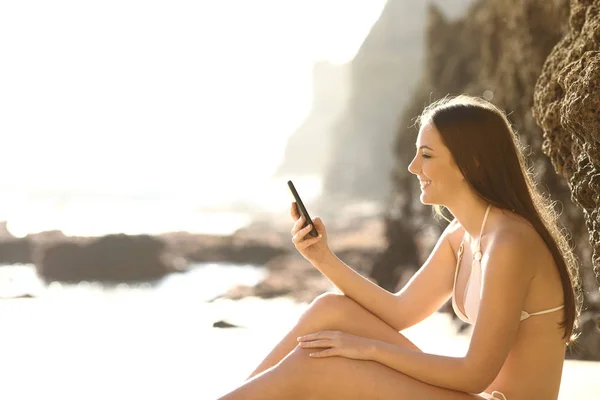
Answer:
[
  {"left": 285, "top": 346, "right": 487, "bottom": 400},
  {"left": 304, "top": 293, "right": 421, "bottom": 352}
]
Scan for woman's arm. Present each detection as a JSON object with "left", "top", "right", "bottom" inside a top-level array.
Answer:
[
  {"left": 310, "top": 219, "right": 460, "bottom": 332},
  {"left": 371, "top": 344, "right": 475, "bottom": 392},
  {"left": 312, "top": 250, "right": 407, "bottom": 330}
]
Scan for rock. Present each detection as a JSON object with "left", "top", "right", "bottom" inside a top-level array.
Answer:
[
  {"left": 0, "top": 226, "right": 290, "bottom": 282},
  {"left": 36, "top": 234, "right": 177, "bottom": 282},
  {"left": 0, "top": 238, "right": 33, "bottom": 264},
  {"left": 532, "top": 0, "right": 600, "bottom": 286},
  {"left": 212, "top": 320, "right": 241, "bottom": 329},
  {"left": 10, "top": 293, "right": 36, "bottom": 299},
  {"left": 160, "top": 231, "right": 289, "bottom": 266},
  {"left": 216, "top": 217, "right": 386, "bottom": 304},
  {"left": 218, "top": 253, "right": 332, "bottom": 304}
]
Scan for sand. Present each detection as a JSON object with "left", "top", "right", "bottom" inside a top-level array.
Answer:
[{"left": 0, "top": 292, "right": 597, "bottom": 399}]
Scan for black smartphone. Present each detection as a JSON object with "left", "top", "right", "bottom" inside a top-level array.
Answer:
[{"left": 287, "top": 180, "right": 319, "bottom": 237}]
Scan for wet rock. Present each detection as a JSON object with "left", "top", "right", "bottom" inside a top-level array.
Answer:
[
  {"left": 160, "top": 231, "right": 288, "bottom": 266},
  {"left": 216, "top": 218, "right": 386, "bottom": 304},
  {"left": 218, "top": 253, "right": 332, "bottom": 304},
  {"left": 0, "top": 238, "right": 33, "bottom": 264},
  {"left": 36, "top": 234, "right": 176, "bottom": 282},
  {"left": 213, "top": 320, "right": 241, "bottom": 329}
]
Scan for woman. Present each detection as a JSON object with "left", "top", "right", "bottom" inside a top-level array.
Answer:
[{"left": 217, "top": 95, "right": 581, "bottom": 400}]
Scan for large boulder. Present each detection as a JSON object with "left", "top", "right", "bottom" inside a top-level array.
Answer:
[
  {"left": 533, "top": 0, "right": 600, "bottom": 287},
  {"left": 160, "top": 231, "right": 288, "bottom": 266},
  {"left": 37, "top": 234, "right": 177, "bottom": 282}
]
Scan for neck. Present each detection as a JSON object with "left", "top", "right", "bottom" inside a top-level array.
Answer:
[{"left": 445, "top": 193, "right": 491, "bottom": 240}]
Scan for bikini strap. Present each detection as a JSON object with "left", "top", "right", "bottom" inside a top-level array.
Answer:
[
  {"left": 521, "top": 304, "right": 565, "bottom": 320},
  {"left": 473, "top": 204, "right": 492, "bottom": 261}
]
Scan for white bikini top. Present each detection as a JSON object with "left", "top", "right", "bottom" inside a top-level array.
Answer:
[{"left": 451, "top": 204, "right": 565, "bottom": 324}]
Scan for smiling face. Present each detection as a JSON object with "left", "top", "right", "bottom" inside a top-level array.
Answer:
[{"left": 407, "top": 122, "right": 466, "bottom": 206}]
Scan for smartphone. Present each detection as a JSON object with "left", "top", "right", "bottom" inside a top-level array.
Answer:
[{"left": 287, "top": 180, "right": 319, "bottom": 237}]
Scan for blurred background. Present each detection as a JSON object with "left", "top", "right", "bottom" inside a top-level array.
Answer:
[{"left": 1, "top": 1, "right": 599, "bottom": 399}]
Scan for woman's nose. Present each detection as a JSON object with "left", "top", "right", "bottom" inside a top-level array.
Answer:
[{"left": 408, "top": 155, "right": 419, "bottom": 175}]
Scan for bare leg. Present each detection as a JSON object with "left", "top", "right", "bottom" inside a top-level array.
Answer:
[
  {"left": 217, "top": 349, "right": 308, "bottom": 400},
  {"left": 246, "top": 292, "right": 421, "bottom": 379},
  {"left": 222, "top": 346, "right": 485, "bottom": 400},
  {"left": 218, "top": 293, "right": 484, "bottom": 400}
]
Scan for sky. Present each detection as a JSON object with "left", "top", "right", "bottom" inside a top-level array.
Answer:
[{"left": 0, "top": 1, "right": 387, "bottom": 205}]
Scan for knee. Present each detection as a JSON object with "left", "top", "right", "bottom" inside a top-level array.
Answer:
[{"left": 301, "top": 292, "right": 358, "bottom": 325}]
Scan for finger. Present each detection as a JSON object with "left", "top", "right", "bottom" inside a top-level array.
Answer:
[
  {"left": 292, "top": 223, "right": 313, "bottom": 244},
  {"left": 295, "top": 234, "right": 322, "bottom": 250},
  {"left": 290, "top": 215, "right": 306, "bottom": 235},
  {"left": 298, "top": 339, "right": 332, "bottom": 348},
  {"left": 290, "top": 202, "right": 300, "bottom": 220},
  {"left": 297, "top": 331, "right": 321, "bottom": 342}
]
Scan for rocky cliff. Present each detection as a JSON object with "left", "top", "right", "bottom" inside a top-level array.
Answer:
[
  {"left": 277, "top": 0, "right": 473, "bottom": 208},
  {"left": 533, "top": 0, "right": 600, "bottom": 291},
  {"left": 274, "top": 61, "right": 350, "bottom": 176}
]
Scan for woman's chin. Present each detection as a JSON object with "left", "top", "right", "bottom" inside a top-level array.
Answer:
[{"left": 419, "top": 192, "right": 433, "bottom": 205}]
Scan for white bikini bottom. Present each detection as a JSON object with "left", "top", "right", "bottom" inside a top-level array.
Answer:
[{"left": 481, "top": 391, "right": 507, "bottom": 400}]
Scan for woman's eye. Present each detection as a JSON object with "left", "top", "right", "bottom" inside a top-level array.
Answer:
[{"left": 421, "top": 154, "right": 431, "bottom": 159}]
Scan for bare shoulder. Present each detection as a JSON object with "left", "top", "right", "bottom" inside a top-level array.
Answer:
[
  {"left": 490, "top": 211, "right": 544, "bottom": 249},
  {"left": 486, "top": 211, "right": 549, "bottom": 276}
]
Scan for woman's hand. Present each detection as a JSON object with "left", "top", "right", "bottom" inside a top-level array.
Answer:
[
  {"left": 290, "top": 202, "right": 330, "bottom": 264},
  {"left": 297, "top": 330, "right": 379, "bottom": 360}
]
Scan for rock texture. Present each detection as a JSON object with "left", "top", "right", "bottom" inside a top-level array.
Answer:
[
  {"left": 376, "top": 0, "right": 600, "bottom": 358},
  {"left": 533, "top": 0, "right": 600, "bottom": 288}
]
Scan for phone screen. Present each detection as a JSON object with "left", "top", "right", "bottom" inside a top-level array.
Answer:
[{"left": 287, "top": 180, "right": 319, "bottom": 237}]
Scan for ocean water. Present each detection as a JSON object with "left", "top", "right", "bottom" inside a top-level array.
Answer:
[{"left": 0, "top": 176, "right": 323, "bottom": 238}]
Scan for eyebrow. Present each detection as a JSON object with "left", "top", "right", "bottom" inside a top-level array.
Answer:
[{"left": 417, "top": 145, "right": 434, "bottom": 151}]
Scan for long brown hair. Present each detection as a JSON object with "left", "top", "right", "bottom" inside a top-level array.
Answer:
[{"left": 418, "top": 95, "right": 582, "bottom": 344}]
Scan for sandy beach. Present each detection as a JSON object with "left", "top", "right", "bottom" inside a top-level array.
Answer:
[{"left": 0, "top": 285, "right": 598, "bottom": 400}]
